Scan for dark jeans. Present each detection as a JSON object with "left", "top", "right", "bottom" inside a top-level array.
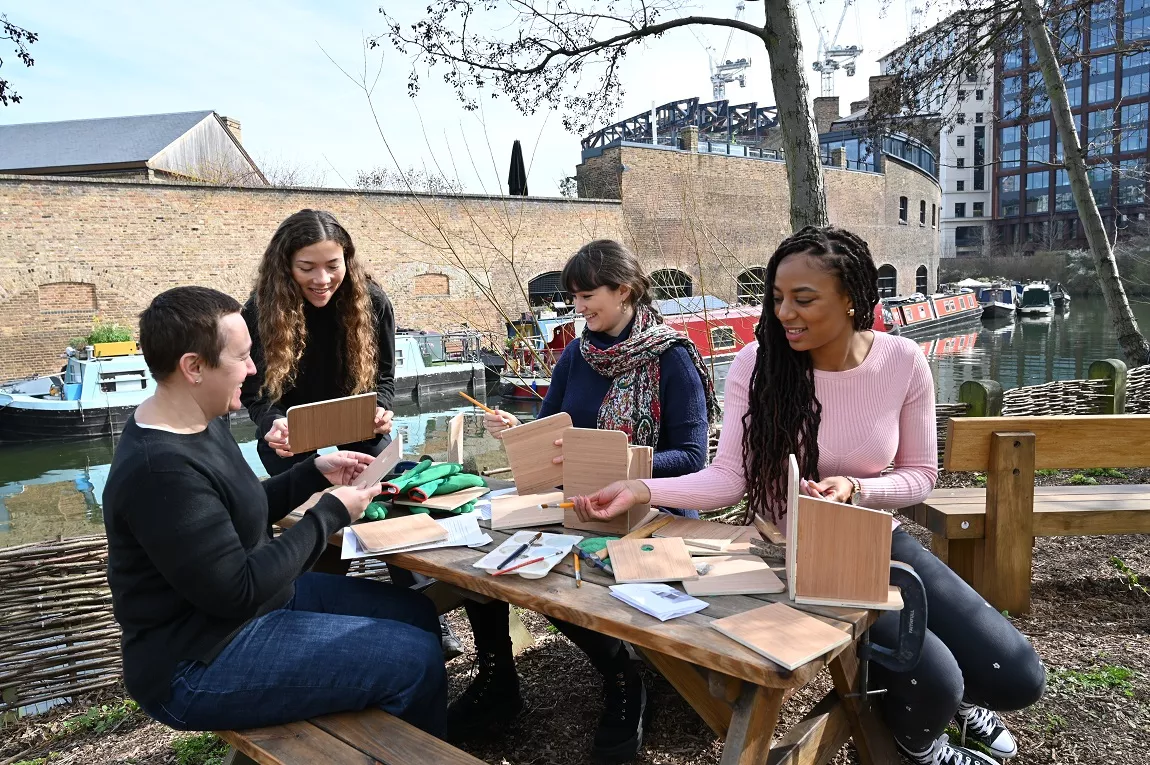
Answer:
[
  {"left": 142, "top": 573, "right": 447, "bottom": 735},
  {"left": 257, "top": 433, "right": 391, "bottom": 477},
  {"left": 871, "top": 528, "right": 1047, "bottom": 750}
]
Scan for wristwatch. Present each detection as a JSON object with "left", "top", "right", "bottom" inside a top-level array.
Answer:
[{"left": 847, "top": 477, "right": 862, "bottom": 505}]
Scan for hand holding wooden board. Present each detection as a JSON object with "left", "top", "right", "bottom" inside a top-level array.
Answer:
[{"left": 286, "top": 392, "right": 376, "bottom": 453}]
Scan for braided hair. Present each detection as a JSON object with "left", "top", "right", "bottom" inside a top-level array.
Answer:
[{"left": 740, "top": 225, "right": 880, "bottom": 524}]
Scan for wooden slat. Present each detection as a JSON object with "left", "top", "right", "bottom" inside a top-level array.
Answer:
[
  {"left": 828, "top": 645, "right": 901, "bottom": 765},
  {"left": 720, "top": 684, "right": 787, "bottom": 765},
  {"left": 925, "top": 500, "right": 1150, "bottom": 539},
  {"left": 984, "top": 433, "right": 1035, "bottom": 614},
  {"left": 311, "top": 708, "right": 486, "bottom": 765},
  {"left": 944, "top": 415, "right": 1150, "bottom": 471},
  {"left": 640, "top": 647, "right": 733, "bottom": 736},
  {"left": 218, "top": 722, "right": 377, "bottom": 765},
  {"left": 767, "top": 691, "right": 850, "bottom": 765}
]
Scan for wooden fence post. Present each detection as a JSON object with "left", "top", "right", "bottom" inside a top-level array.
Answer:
[
  {"left": 1088, "top": 359, "right": 1128, "bottom": 414},
  {"left": 959, "top": 380, "right": 1004, "bottom": 417},
  {"left": 984, "top": 432, "right": 1036, "bottom": 615}
]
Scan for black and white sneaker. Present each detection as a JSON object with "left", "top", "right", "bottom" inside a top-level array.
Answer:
[
  {"left": 896, "top": 735, "right": 1001, "bottom": 765},
  {"left": 440, "top": 617, "right": 464, "bottom": 661},
  {"left": 955, "top": 703, "right": 1017, "bottom": 759}
]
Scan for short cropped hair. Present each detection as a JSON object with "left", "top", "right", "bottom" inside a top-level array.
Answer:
[{"left": 139, "top": 287, "right": 243, "bottom": 382}]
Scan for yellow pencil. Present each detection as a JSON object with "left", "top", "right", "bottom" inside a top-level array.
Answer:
[{"left": 459, "top": 391, "right": 511, "bottom": 425}]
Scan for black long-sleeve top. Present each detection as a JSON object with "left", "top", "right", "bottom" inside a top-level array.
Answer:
[
  {"left": 240, "top": 281, "right": 396, "bottom": 441},
  {"left": 103, "top": 416, "right": 350, "bottom": 708}
]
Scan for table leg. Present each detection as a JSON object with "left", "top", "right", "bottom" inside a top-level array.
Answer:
[
  {"left": 766, "top": 690, "right": 851, "bottom": 765},
  {"left": 828, "top": 643, "right": 900, "bottom": 765},
  {"left": 720, "top": 683, "right": 786, "bottom": 765},
  {"left": 638, "top": 647, "right": 732, "bottom": 736}
]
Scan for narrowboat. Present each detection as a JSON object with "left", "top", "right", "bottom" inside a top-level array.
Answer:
[
  {"left": 498, "top": 308, "right": 586, "bottom": 400},
  {"left": 1050, "top": 282, "right": 1071, "bottom": 312},
  {"left": 976, "top": 283, "right": 1021, "bottom": 320},
  {"left": 883, "top": 288, "right": 983, "bottom": 337},
  {"left": 1018, "top": 282, "right": 1055, "bottom": 316},
  {"left": 392, "top": 333, "right": 489, "bottom": 404}
]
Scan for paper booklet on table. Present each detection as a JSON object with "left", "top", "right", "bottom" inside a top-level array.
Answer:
[
  {"left": 608, "top": 584, "right": 708, "bottom": 621},
  {"left": 342, "top": 514, "right": 492, "bottom": 560},
  {"left": 473, "top": 530, "right": 583, "bottom": 579}
]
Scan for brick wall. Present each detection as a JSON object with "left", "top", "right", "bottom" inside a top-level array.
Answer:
[
  {"left": 577, "top": 145, "right": 941, "bottom": 301},
  {"left": 0, "top": 176, "right": 624, "bottom": 380}
]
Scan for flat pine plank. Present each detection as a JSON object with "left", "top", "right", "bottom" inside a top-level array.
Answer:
[
  {"left": 925, "top": 499, "right": 1150, "bottom": 539},
  {"left": 500, "top": 412, "right": 571, "bottom": 495},
  {"left": 218, "top": 722, "right": 376, "bottom": 765},
  {"left": 311, "top": 708, "right": 486, "bottom": 765},
  {"left": 944, "top": 415, "right": 1150, "bottom": 471},
  {"left": 286, "top": 393, "right": 376, "bottom": 453}
]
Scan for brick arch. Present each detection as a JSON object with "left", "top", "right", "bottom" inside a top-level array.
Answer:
[
  {"left": 877, "top": 264, "right": 898, "bottom": 299},
  {"left": 650, "top": 268, "right": 693, "bottom": 300},
  {"left": 527, "top": 271, "right": 566, "bottom": 306}
]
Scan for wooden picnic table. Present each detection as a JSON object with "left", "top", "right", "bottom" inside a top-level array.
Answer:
[{"left": 280, "top": 488, "right": 901, "bottom": 765}]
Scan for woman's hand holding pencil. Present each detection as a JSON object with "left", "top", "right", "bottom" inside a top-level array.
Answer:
[{"left": 459, "top": 391, "right": 519, "bottom": 436}]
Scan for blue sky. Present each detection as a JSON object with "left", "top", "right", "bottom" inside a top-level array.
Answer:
[{"left": 1, "top": 1, "right": 919, "bottom": 194}]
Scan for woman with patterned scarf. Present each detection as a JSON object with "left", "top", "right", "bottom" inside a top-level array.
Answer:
[{"left": 446, "top": 240, "right": 718, "bottom": 762}]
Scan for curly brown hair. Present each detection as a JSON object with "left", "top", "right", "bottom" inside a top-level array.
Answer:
[
  {"left": 741, "top": 225, "right": 880, "bottom": 524},
  {"left": 254, "top": 209, "right": 377, "bottom": 402}
]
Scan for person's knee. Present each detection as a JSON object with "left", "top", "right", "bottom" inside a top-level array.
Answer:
[{"left": 993, "top": 651, "right": 1047, "bottom": 710}]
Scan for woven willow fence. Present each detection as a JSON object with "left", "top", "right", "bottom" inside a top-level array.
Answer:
[
  {"left": 1001, "top": 378, "right": 1112, "bottom": 416},
  {"left": 1127, "top": 364, "right": 1150, "bottom": 413}
]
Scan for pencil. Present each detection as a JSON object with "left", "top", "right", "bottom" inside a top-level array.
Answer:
[
  {"left": 573, "top": 551, "right": 582, "bottom": 587},
  {"left": 491, "top": 556, "right": 546, "bottom": 576},
  {"left": 540, "top": 501, "right": 574, "bottom": 509},
  {"left": 459, "top": 391, "right": 511, "bottom": 424},
  {"left": 496, "top": 531, "right": 543, "bottom": 570}
]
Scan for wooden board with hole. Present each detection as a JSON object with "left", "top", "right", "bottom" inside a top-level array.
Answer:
[
  {"left": 684, "top": 555, "right": 786, "bottom": 596},
  {"left": 393, "top": 486, "right": 490, "bottom": 512},
  {"left": 352, "top": 514, "right": 448, "bottom": 553},
  {"left": 500, "top": 412, "right": 572, "bottom": 494},
  {"left": 483, "top": 490, "right": 565, "bottom": 530},
  {"left": 563, "top": 430, "right": 650, "bottom": 534},
  {"left": 607, "top": 537, "right": 699, "bottom": 583},
  {"left": 710, "top": 602, "right": 851, "bottom": 670},
  {"left": 286, "top": 392, "right": 377, "bottom": 453},
  {"left": 654, "top": 517, "right": 746, "bottom": 552}
]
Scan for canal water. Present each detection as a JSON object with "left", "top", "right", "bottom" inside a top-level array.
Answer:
[{"left": 2, "top": 295, "right": 1146, "bottom": 545}]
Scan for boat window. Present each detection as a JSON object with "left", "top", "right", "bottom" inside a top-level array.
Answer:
[
  {"left": 395, "top": 348, "right": 405, "bottom": 368},
  {"left": 710, "top": 326, "right": 737, "bottom": 351}
]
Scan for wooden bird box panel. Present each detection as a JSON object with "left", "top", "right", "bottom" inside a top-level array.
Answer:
[
  {"left": 562, "top": 430, "right": 651, "bottom": 534},
  {"left": 711, "top": 602, "right": 851, "bottom": 670},
  {"left": 355, "top": 433, "right": 404, "bottom": 490},
  {"left": 607, "top": 537, "right": 699, "bottom": 583},
  {"left": 684, "top": 554, "right": 786, "bottom": 596},
  {"left": 352, "top": 514, "right": 447, "bottom": 554},
  {"left": 484, "top": 490, "right": 565, "bottom": 530},
  {"left": 286, "top": 393, "right": 376, "bottom": 453},
  {"left": 501, "top": 412, "right": 572, "bottom": 495},
  {"left": 791, "top": 495, "right": 894, "bottom": 609}
]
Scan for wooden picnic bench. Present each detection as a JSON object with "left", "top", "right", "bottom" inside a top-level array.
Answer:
[
  {"left": 903, "top": 414, "right": 1150, "bottom": 615},
  {"left": 224, "top": 506, "right": 903, "bottom": 765}
]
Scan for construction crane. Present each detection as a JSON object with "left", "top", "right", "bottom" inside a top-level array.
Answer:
[
  {"left": 708, "top": 1, "right": 752, "bottom": 100},
  {"left": 807, "top": 0, "right": 863, "bottom": 97}
]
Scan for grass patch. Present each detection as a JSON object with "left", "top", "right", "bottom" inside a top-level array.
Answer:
[
  {"left": 1049, "top": 664, "right": 1137, "bottom": 697},
  {"left": 1083, "top": 467, "right": 1126, "bottom": 479},
  {"left": 1035, "top": 469, "right": 1059, "bottom": 477},
  {"left": 12, "top": 758, "right": 51, "bottom": 765},
  {"left": 171, "top": 732, "right": 229, "bottom": 765},
  {"left": 62, "top": 699, "right": 138, "bottom": 736},
  {"left": 1109, "top": 556, "right": 1147, "bottom": 594},
  {"left": 973, "top": 473, "right": 987, "bottom": 486},
  {"left": 1068, "top": 473, "right": 1099, "bottom": 485},
  {"left": 1044, "top": 712, "right": 1068, "bottom": 734}
]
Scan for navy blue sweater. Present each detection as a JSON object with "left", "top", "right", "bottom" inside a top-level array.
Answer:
[{"left": 538, "top": 320, "right": 708, "bottom": 479}]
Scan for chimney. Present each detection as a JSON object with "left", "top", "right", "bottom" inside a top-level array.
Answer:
[
  {"left": 850, "top": 98, "right": 870, "bottom": 114},
  {"left": 868, "top": 75, "right": 899, "bottom": 102},
  {"left": 812, "top": 96, "right": 840, "bottom": 135},
  {"left": 221, "top": 115, "right": 242, "bottom": 145},
  {"left": 678, "top": 125, "right": 699, "bottom": 152}
]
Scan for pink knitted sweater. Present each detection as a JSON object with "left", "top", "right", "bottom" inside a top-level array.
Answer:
[{"left": 645, "top": 331, "right": 938, "bottom": 531}]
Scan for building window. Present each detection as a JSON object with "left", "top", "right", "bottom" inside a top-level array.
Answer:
[
  {"left": 736, "top": 267, "right": 766, "bottom": 305},
  {"left": 1088, "top": 54, "right": 1116, "bottom": 103},
  {"left": 1026, "top": 171, "right": 1050, "bottom": 214},
  {"left": 975, "top": 112, "right": 984, "bottom": 123},
  {"left": 1055, "top": 169, "right": 1075, "bottom": 211},
  {"left": 932, "top": 203, "right": 937, "bottom": 226},
  {"left": 1028, "top": 71, "right": 1049, "bottom": 114},
  {"left": 1004, "top": 44, "right": 1023, "bottom": 70},
  {"left": 920, "top": 199, "right": 927, "bottom": 224},
  {"left": 999, "top": 175, "right": 1021, "bottom": 216},
  {"left": 1090, "top": 165, "right": 1113, "bottom": 207},
  {"left": 1026, "top": 120, "right": 1050, "bottom": 164},
  {"left": 955, "top": 202, "right": 967, "bottom": 218},
  {"left": 975, "top": 89, "right": 984, "bottom": 100},
  {"left": 877, "top": 265, "right": 898, "bottom": 298},
  {"left": 1001, "top": 76, "right": 1022, "bottom": 119},
  {"left": 710, "top": 326, "right": 737, "bottom": 350},
  {"left": 973, "top": 201, "right": 984, "bottom": 217},
  {"left": 1120, "top": 159, "right": 1146, "bottom": 204},
  {"left": 916, "top": 266, "right": 929, "bottom": 294},
  {"left": 1091, "top": 0, "right": 1117, "bottom": 49},
  {"left": 651, "top": 269, "right": 694, "bottom": 300},
  {"left": 974, "top": 126, "right": 986, "bottom": 190},
  {"left": 1120, "top": 103, "right": 1149, "bottom": 152},
  {"left": 1001, "top": 125, "right": 1021, "bottom": 168},
  {"left": 1126, "top": 0, "right": 1150, "bottom": 41},
  {"left": 958, "top": 89, "right": 967, "bottom": 101},
  {"left": 1062, "top": 61, "right": 1083, "bottom": 107},
  {"left": 957, "top": 113, "right": 966, "bottom": 124},
  {"left": 528, "top": 271, "right": 566, "bottom": 305},
  {"left": 957, "top": 135, "right": 966, "bottom": 147},
  {"left": 957, "top": 180, "right": 965, "bottom": 191},
  {"left": 955, "top": 225, "right": 984, "bottom": 249},
  {"left": 899, "top": 196, "right": 908, "bottom": 222},
  {"left": 1123, "top": 51, "right": 1150, "bottom": 96},
  {"left": 957, "top": 157, "right": 966, "bottom": 168},
  {"left": 1087, "top": 109, "right": 1115, "bottom": 156},
  {"left": 966, "top": 66, "right": 979, "bottom": 81}
]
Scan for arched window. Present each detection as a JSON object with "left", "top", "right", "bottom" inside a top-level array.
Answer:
[
  {"left": 915, "top": 265, "right": 929, "bottom": 295},
  {"left": 877, "top": 264, "right": 899, "bottom": 298},
  {"left": 528, "top": 271, "right": 567, "bottom": 306},
  {"left": 650, "top": 269, "right": 694, "bottom": 300},
  {"left": 736, "top": 267, "right": 767, "bottom": 305}
]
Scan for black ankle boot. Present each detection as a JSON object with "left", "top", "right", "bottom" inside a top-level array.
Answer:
[
  {"left": 445, "top": 651, "right": 522, "bottom": 743},
  {"left": 592, "top": 659, "right": 648, "bottom": 763}
]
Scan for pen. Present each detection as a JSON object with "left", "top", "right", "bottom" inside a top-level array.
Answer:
[{"left": 497, "top": 531, "right": 543, "bottom": 570}]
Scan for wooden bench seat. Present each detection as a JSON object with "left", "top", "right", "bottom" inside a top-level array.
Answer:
[{"left": 218, "top": 707, "right": 487, "bottom": 765}]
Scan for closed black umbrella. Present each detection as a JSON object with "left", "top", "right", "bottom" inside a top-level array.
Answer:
[{"left": 508, "top": 140, "right": 528, "bottom": 196}]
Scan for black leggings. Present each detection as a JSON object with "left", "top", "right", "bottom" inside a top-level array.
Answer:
[{"left": 871, "top": 528, "right": 1046, "bottom": 750}]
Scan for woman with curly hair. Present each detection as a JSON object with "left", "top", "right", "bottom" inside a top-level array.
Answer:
[
  {"left": 573, "top": 226, "right": 1046, "bottom": 765},
  {"left": 241, "top": 209, "right": 395, "bottom": 476}
]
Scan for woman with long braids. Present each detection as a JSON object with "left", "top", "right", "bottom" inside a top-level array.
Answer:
[
  {"left": 240, "top": 209, "right": 462, "bottom": 660},
  {"left": 447, "top": 240, "right": 719, "bottom": 763},
  {"left": 573, "top": 226, "right": 1046, "bottom": 765}
]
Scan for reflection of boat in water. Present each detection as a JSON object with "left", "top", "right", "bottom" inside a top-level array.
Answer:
[
  {"left": 915, "top": 331, "right": 980, "bottom": 357},
  {"left": 1018, "top": 282, "right": 1055, "bottom": 316},
  {"left": 884, "top": 288, "right": 983, "bottom": 337}
]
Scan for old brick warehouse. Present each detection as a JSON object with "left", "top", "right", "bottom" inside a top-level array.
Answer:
[{"left": 0, "top": 142, "right": 938, "bottom": 381}]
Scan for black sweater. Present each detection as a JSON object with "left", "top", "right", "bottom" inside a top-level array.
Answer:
[
  {"left": 240, "top": 281, "right": 396, "bottom": 441},
  {"left": 103, "top": 416, "right": 350, "bottom": 707}
]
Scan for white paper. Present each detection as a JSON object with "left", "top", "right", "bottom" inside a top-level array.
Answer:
[
  {"left": 608, "top": 583, "right": 708, "bottom": 621},
  {"left": 341, "top": 514, "right": 492, "bottom": 559},
  {"left": 472, "top": 530, "right": 583, "bottom": 578}
]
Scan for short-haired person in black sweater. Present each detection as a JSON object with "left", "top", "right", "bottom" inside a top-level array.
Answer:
[
  {"left": 240, "top": 209, "right": 396, "bottom": 476},
  {"left": 103, "top": 287, "right": 446, "bottom": 734}
]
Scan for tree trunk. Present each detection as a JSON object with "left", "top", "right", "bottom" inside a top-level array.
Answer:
[
  {"left": 760, "top": 0, "right": 829, "bottom": 230},
  {"left": 1021, "top": 0, "right": 1148, "bottom": 365}
]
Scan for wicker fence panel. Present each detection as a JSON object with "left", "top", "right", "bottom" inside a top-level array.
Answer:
[
  {"left": 0, "top": 535, "right": 121, "bottom": 713},
  {"left": 1001, "top": 378, "right": 1112, "bottom": 416},
  {"left": 1127, "top": 365, "right": 1150, "bottom": 413}
]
